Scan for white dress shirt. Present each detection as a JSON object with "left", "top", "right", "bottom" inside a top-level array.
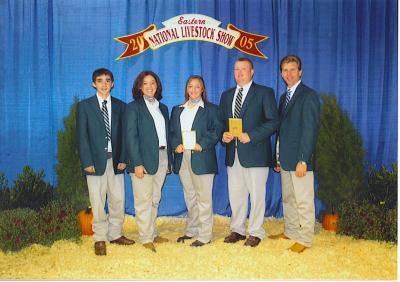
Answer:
[
  {"left": 144, "top": 98, "right": 167, "bottom": 147},
  {"left": 231, "top": 80, "right": 253, "bottom": 117},
  {"left": 180, "top": 99, "right": 205, "bottom": 131},
  {"left": 96, "top": 93, "right": 112, "bottom": 152}
]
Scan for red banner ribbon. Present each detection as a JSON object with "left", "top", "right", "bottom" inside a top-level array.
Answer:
[
  {"left": 114, "top": 24, "right": 156, "bottom": 60},
  {"left": 227, "top": 24, "right": 268, "bottom": 59}
]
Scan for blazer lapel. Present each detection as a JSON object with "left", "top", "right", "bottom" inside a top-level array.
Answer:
[
  {"left": 191, "top": 105, "right": 206, "bottom": 129},
  {"left": 284, "top": 82, "right": 304, "bottom": 118},
  {"left": 110, "top": 97, "right": 119, "bottom": 132},
  {"left": 89, "top": 95, "right": 104, "bottom": 124},
  {"left": 240, "top": 82, "right": 256, "bottom": 117},
  {"left": 227, "top": 90, "right": 235, "bottom": 118},
  {"left": 160, "top": 103, "right": 169, "bottom": 136}
]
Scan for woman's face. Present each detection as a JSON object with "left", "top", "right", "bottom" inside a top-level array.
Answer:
[
  {"left": 140, "top": 75, "right": 157, "bottom": 97},
  {"left": 186, "top": 78, "right": 203, "bottom": 100}
]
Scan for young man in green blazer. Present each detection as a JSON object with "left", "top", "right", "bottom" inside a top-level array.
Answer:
[{"left": 77, "top": 68, "right": 134, "bottom": 256}]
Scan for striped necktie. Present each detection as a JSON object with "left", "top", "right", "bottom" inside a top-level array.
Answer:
[
  {"left": 234, "top": 87, "right": 243, "bottom": 118},
  {"left": 101, "top": 100, "right": 111, "bottom": 141},
  {"left": 284, "top": 89, "right": 292, "bottom": 109}
]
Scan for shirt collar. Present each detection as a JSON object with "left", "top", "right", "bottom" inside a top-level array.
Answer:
[
  {"left": 96, "top": 93, "right": 111, "bottom": 104},
  {"left": 144, "top": 96, "right": 159, "bottom": 108},
  {"left": 236, "top": 80, "right": 253, "bottom": 93},
  {"left": 180, "top": 99, "right": 205, "bottom": 108},
  {"left": 287, "top": 80, "right": 302, "bottom": 94}
]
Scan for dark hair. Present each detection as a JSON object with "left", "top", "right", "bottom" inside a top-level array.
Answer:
[
  {"left": 184, "top": 75, "right": 209, "bottom": 103},
  {"left": 92, "top": 68, "right": 114, "bottom": 82},
  {"left": 236, "top": 57, "right": 254, "bottom": 69},
  {"left": 280, "top": 55, "right": 302, "bottom": 71},
  {"left": 132, "top": 71, "right": 163, "bottom": 101}
]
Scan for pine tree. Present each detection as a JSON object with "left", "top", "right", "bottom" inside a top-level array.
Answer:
[
  {"left": 55, "top": 97, "right": 89, "bottom": 212},
  {"left": 315, "top": 95, "right": 366, "bottom": 214}
]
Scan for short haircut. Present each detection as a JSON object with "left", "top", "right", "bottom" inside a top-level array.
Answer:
[
  {"left": 92, "top": 68, "right": 114, "bottom": 82},
  {"left": 184, "top": 75, "right": 209, "bottom": 103},
  {"left": 132, "top": 70, "right": 163, "bottom": 101},
  {"left": 280, "top": 55, "right": 302, "bottom": 71},
  {"left": 236, "top": 57, "right": 254, "bottom": 69}
]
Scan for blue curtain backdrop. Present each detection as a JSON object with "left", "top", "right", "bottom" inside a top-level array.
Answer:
[{"left": 0, "top": 0, "right": 397, "bottom": 217}]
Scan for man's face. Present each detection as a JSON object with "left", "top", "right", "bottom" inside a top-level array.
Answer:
[
  {"left": 234, "top": 60, "right": 254, "bottom": 86},
  {"left": 281, "top": 62, "right": 302, "bottom": 88},
  {"left": 92, "top": 74, "right": 114, "bottom": 98}
]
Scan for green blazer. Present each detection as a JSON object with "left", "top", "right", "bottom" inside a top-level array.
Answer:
[
  {"left": 277, "top": 82, "right": 320, "bottom": 171},
  {"left": 76, "top": 95, "right": 126, "bottom": 176},
  {"left": 219, "top": 82, "right": 279, "bottom": 168},
  {"left": 169, "top": 102, "right": 223, "bottom": 175},
  {"left": 124, "top": 97, "right": 172, "bottom": 175}
]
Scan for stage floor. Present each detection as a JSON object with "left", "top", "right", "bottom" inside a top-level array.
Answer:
[{"left": 0, "top": 215, "right": 396, "bottom": 280}]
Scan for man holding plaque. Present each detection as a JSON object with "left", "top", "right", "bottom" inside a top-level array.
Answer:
[{"left": 220, "top": 57, "right": 279, "bottom": 247}]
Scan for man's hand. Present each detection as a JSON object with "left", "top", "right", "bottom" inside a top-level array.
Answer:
[
  {"left": 84, "top": 166, "right": 95, "bottom": 174},
  {"left": 295, "top": 162, "right": 307, "bottom": 177},
  {"left": 238, "top": 133, "right": 251, "bottom": 144},
  {"left": 175, "top": 144, "right": 185, "bottom": 153},
  {"left": 134, "top": 165, "right": 147, "bottom": 179},
  {"left": 117, "top": 163, "right": 126, "bottom": 170},
  {"left": 222, "top": 132, "right": 234, "bottom": 143}
]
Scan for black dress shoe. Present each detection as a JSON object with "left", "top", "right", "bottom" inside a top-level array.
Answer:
[
  {"left": 190, "top": 240, "right": 210, "bottom": 247},
  {"left": 94, "top": 241, "right": 106, "bottom": 256},
  {"left": 244, "top": 235, "right": 261, "bottom": 247},
  {"left": 177, "top": 235, "right": 192, "bottom": 243},
  {"left": 110, "top": 236, "right": 135, "bottom": 245},
  {"left": 224, "top": 232, "right": 246, "bottom": 243}
]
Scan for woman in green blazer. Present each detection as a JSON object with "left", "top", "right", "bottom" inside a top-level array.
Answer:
[
  {"left": 169, "top": 75, "right": 223, "bottom": 246},
  {"left": 125, "top": 71, "right": 171, "bottom": 252}
]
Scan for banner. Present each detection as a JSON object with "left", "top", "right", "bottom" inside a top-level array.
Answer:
[{"left": 114, "top": 14, "right": 268, "bottom": 60}]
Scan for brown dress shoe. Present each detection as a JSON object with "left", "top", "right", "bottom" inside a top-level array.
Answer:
[
  {"left": 224, "top": 232, "right": 246, "bottom": 243},
  {"left": 110, "top": 235, "right": 135, "bottom": 245},
  {"left": 289, "top": 242, "right": 308, "bottom": 253},
  {"left": 244, "top": 236, "right": 261, "bottom": 247},
  {"left": 153, "top": 236, "right": 169, "bottom": 243},
  {"left": 190, "top": 240, "right": 210, "bottom": 247},
  {"left": 268, "top": 233, "right": 290, "bottom": 240},
  {"left": 143, "top": 242, "right": 156, "bottom": 252},
  {"left": 94, "top": 241, "right": 106, "bottom": 256},
  {"left": 177, "top": 235, "right": 192, "bottom": 243}
]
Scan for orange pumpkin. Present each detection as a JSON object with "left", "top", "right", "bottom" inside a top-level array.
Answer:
[
  {"left": 78, "top": 207, "right": 94, "bottom": 236},
  {"left": 322, "top": 213, "right": 339, "bottom": 232}
]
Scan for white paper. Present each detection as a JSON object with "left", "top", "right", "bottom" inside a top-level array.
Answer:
[{"left": 182, "top": 130, "right": 196, "bottom": 150}]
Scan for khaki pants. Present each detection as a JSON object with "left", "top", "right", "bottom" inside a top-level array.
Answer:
[
  {"left": 281, "top": 169, "right": 315, "bottom": 247},
  {"left": 130, "top": 150, "right": 168, "bottom": 244},
  {"left": 227, "top": 150, "right": 269, "bottom": 239},
  {"left": 179, "top": 150, "right": 214, "bottom": 243},
  {"left": 87, "top": 158, "right": 125, "bottom": 242}
]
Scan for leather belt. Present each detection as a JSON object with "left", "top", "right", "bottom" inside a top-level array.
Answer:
[
  {"left": 159, "top": 146, "right": 166, "bottom": 150},
  {"left": 107, "top": 152, "right": 112, "bottom": 159}
]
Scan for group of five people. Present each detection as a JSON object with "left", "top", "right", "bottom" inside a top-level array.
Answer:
[{"left": 77, "top": 55, "right": 320, "bottom": 256}]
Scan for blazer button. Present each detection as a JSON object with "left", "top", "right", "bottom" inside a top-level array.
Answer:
[{"left": 104, "top": 148, "right": 107, "bottom": 151}]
